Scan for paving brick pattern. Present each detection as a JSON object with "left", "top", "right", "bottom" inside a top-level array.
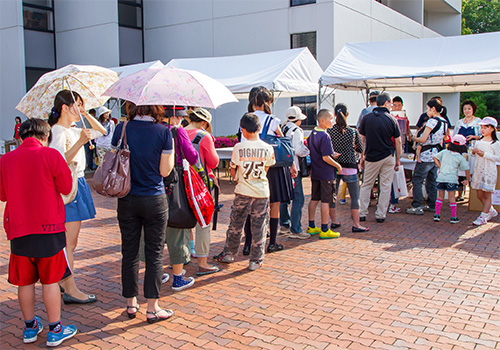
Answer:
[{"left": 1, "top": 175, "right": 499, "bottom": 349}]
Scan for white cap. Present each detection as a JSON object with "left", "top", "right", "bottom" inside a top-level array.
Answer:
[
  {"left": 478, "top": 116, "right": 498, "bottom": 128},
  {"left": 286, "top": 106, "right": 307, "bottom": 122}
]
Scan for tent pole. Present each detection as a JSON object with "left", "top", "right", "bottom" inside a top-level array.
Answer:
[{"left": 318, "top": 79, "right": 322, "bottom": 111}]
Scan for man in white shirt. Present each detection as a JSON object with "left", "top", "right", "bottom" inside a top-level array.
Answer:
[{"left": 280, "top": 106, "right": 311, "bottom": 239}]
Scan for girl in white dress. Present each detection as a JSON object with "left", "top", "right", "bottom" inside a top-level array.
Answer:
[{"left": 471, "top": 117, "right": 500, "bottom": 226}]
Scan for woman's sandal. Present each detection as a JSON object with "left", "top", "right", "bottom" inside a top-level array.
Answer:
[
  {"left": 146, "top": 309, "right": 175, "bottom": 324},
  {"left": 126, "top": 304, "right": 140, "bottom": 319}
]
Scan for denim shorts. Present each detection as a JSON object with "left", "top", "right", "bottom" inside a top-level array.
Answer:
[
  {"left": 437, "top": 182, "right": 458, "bottom": 192},
  {"left": 337, "top": 174, "right": 358, "bottom": 183}
]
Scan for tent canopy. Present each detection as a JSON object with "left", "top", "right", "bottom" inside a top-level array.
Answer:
[
  {"left": 320, "top": 32, "right": 500, "bottom": 93},
  {"left": 166, "top": 48, "right": 323, "bottom": 98},
  {"left": 110, "top": 60, "right": 164, "bottom": 78}
]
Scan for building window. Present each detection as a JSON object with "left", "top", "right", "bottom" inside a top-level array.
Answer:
[
  {"left": 23, "top": 1, "right": 54, "bottom": 32},
  {"left": 23, "top": 1, "right": 55, "bottom": 90},
  {"left": 291, "top": 31, "right": 316, "bottom": 58},
  {"left": 290, "top": 0, "right": 316, "bottom": 6},
  {"left": 291, "top": 31, "right": 317, "bottom": 125},
  {"left": 118, "top": 0, "right": 144, "bottom": 65}
]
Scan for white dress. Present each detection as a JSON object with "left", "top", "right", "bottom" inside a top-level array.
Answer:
[{"left": 471, "top": 140, "right": 500, "bottom": 192}]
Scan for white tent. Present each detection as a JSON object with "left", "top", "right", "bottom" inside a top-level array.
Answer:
[
  {"left": 166, "top": 48, "right": 323, "bottom": 98},
  {"left": 110, "top": 60, "right": 164, "bottom": 78},
  {"left": 320, "top": 32, "right": 500, "bottom": 93}
]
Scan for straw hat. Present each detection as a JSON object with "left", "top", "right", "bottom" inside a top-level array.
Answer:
[{"left": 187, "top": 108, "right": 212, "bottom": 133}]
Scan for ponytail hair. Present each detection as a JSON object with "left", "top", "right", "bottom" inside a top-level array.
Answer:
[
  {"left": 247, "top": 86, "right": 264, "bottom": 112},
  {"left": 334, "top": 103, "right": 347, "bottom": 129},
  {"left": 251, "top": 87, "right": 273, "bottom": 115},
  {"left": 48, "top": 90, "right": 82, "bottom": 126}
]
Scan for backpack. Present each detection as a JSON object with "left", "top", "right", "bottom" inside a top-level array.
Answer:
[
  {"left": 416, "top": 116, "right": 447, "bottom": 153},
  {"left": 191, "top": 130, "right": 214, "bottom": 191},
  {"left": 260, "top": 115, "right": 295, "bottom": 168}
]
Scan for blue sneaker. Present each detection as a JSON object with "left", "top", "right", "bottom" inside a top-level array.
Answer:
[
  {"left": 172, "top": 275, "right": 195, "bottom": 292},
  {"left": 46, "top": 324, "right": 77, "bottom": 347},
  {"left": 23, "top": 316, "right": 43, "bottom": 343}
]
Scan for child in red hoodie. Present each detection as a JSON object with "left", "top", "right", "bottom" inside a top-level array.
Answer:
[{"left": 0, "top": 119, "right": 77, "bottom": 347}]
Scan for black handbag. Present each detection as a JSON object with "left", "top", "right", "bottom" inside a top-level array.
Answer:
[
  {"left": 164, "top": 128, "right": 197, "bottom": 229},
  {"left": 298, "top": 156, "right": 310, "bottom": 177}
]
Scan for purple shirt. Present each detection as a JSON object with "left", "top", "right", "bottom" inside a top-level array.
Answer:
[
  {"left": 161, "top": 123, "right": 198, "bottom": 166},
  {"left": 307, "top": 127, "right": 336, "bottom": 181}
]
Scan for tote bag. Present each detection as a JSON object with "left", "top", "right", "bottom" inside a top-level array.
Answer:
[
  {"left": 392, "top": 166, "right": 408, "bottom": 198},
  {"left": 183, "top": 159, "right": 214, "bottom": 228},
  {"left": 164, "top": 128, "right": 197, "bottom": 229},
  {"left": 93, "top": 121, "right": 131, "bottom": 198}
]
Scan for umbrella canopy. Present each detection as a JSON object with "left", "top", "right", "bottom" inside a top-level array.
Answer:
[
  {"left": 16, "top": 64, "right": 118, "bottom": 119},
  {"left": 103, "top": 66, "right": 238, "bottom": 109}
]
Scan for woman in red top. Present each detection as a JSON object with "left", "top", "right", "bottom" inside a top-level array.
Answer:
[
  {"left": 185, "top": 108, "right": 220, "bottom": 275},
  {"left": 13, "top": 116, "right": 22, "bottom": 146}
]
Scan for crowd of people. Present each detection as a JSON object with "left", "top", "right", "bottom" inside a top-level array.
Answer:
[{"left": 1, "top": 87, "right": 499, "bottom": 346}]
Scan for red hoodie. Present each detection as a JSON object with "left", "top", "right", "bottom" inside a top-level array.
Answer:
[{"left": 0, "top": 137, "right": 72, "bottom": 240}]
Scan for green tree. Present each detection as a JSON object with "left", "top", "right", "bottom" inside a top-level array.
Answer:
[
  {"left": 460, "top": 0, "right": 500, "bottom": 122},
  {"left": 462, "top": 0, "right": 500, "bottom": 34}
]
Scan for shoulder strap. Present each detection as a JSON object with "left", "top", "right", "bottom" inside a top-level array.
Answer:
[
  {"left": 260, "top": 115, "right": 273, "bottom": 140},
  {"left": 192, "top": 130, "right": 207, "bottom": 145},
  {"left": 117, "top": 121, "right": 128, "bottom": 149}
]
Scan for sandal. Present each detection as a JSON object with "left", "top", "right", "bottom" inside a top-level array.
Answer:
[
  {"left": 126, "top": 304, "right": 140, "bottom": 319},
  {"left": 146, "top": 309, "right": 174, "bottom": 324},
  {"left": 197, "top": 265, "right": 220, "bottom": 276}
]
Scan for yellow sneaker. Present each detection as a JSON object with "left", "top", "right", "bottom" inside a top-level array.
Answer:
[
  {"left": 306, "top": 226, "right": 321, "bottom": 235},
  {"left": 319, "top": 229, "right": 340, "bottom": 239}
]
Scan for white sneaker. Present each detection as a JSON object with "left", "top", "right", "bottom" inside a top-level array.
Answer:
[
  {"left": 472, "top": 215, "right": 488, "bottom": 226},
  {"left": 248, "top": 261, "right": 263, "bottom": 271},
  {"left": 288, "top": 232, "right": 310, "bottom": 240},
  {"left": 388, "top": 205, "right": 401, "bottom": 214},
  {"left": 487, "top": 208, "right": 498, "bottom": 221}
]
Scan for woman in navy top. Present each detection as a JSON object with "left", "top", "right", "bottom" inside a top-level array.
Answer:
[{"left": 112, "top": 102, "right": 175, "bottom": 323}]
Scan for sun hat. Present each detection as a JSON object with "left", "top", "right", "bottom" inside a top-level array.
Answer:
[
  {"left": 286, "top": 106, "right": 307, "bottom": 122},
  {"left": 451, "top": 134, "right": 466, "bottom": 146},
  {"left": 96, "top": 106, "right": 111, "bottom": 118},
  {"left": 478, "top": 116, "right": 498, "bottom": 128},
  {"left": 187, "top": 108, "right": 212, "bottom": 133}
]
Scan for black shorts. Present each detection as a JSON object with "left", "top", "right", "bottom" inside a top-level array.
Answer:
[{"left": 311, "top": 179, "right": 336, "bottom": 208}]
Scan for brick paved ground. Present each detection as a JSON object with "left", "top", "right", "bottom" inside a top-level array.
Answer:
[{"left": 1, "top": 174, "right": 499, "bottom": 349}]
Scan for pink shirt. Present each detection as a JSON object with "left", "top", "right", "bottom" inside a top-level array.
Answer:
[{"left": 185, "top": 128, "right": 219, "bottom": 178}]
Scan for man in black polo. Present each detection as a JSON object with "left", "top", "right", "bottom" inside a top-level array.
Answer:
[{"left": 358, "top": 93, "right": 402, "bottom": 223}]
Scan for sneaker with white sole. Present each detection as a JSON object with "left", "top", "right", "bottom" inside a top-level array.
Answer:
[
  {"left": 248, "top": 261, "right": 263, "bottom": 271},
  {"left": 46, "top": 324, "right": 77, "bottom": 347},
  {"left": 23, "top": 316, "right": 43, "bottom": 343},
  {"left": 213, "top": 251, "right": 234, "bottom": 263},
  {"left": 162, "top": 269, "right": 186, "bottom": 284},
  {"left": 172, "top": 275, "right": 195, "bottom": 292},
  {"left": 288, "top": 232, "right": 310, "bottom": 240},
  {"left": 388, "top": 205, "right": 401, "bottom": 214},
  {"left": 450, "top": 217, "right": 460, "bottom": 224},
  {"left": 339, "top": 199, "right": 347, "bottom": 205},
  {"left": 473, "top": 215, "right": 488, "bottom": 226},
  {"left": 406, "top": 207, "right": 424, "bottom": 215},
  {"left": 487, "top": 208, "right": 498, "bottom": 221},
  {"left": 433, "top": 214, "right": 441, "bottom": 222}
]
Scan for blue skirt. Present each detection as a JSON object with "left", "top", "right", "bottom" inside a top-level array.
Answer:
[{"left": 65, "top": 177, "right": 96, "bottom": 222}]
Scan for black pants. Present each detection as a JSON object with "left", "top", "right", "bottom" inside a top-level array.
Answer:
[{"left": 118, "top": 194, "right": 168, "bottom": 299}]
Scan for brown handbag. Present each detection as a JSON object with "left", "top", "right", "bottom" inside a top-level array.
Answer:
[{"left": 92, "top": 121, "right": 131, "bottom": 198}]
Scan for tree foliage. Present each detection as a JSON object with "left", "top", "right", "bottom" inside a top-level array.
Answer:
[
  {"left": 460, "top": 0, "right": 500, "bottom": 122},
  {"left": 462, "top": 0, "right": 500, "bottom": 34}
]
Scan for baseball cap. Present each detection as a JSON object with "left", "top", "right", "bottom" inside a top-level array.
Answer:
[
  {"left": 451, "top": 134, "right": 466, "bottom": 146},
  {"left": 478, "top": 116, "right": 498, "bottom": 128},
  {"left": 286, "top": 106, "right": 307, "bottom": 122},
  {"left": 164, "top": 105, "right": 188, "bottom": 117}
]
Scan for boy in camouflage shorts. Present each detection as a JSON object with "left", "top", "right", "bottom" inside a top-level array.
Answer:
[{"left": 213, "top": 113, "right": 276, "bottom": 270}]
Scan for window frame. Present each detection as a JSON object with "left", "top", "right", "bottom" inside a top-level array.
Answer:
[
  {"left": 118, "top": 0, "right": 145, "bottom": 63},
  {"left": 290, "top": 0, "right": 316, "bottom": 7}
]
